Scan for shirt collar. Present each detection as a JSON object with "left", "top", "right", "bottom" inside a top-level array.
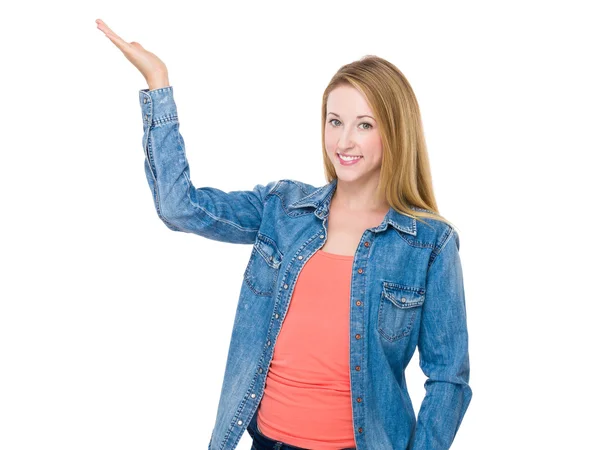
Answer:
[{"left": 288, "top": 178, "right": 419, "bottom": 236}]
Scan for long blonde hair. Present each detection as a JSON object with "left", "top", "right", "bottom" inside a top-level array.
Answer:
[{"left": 320, "top": 55, "right": 456, "bottom": 230}]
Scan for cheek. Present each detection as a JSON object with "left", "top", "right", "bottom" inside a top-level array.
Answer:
[
  {"left": 364, "top": 132, "right": 381, "bottom": 147},
  {"left": 324, "top": 132, "right": 337, "bottom": 152},
  {"left": 368, "top": 134, "right": 383, "bottom": 156}
]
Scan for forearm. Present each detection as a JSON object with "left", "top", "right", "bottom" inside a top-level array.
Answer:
[
  {"left": 139, "top": 86, "right": 185, "bottom": 232},
  {"left": 410, "top": 375, "right": 472, "bottom": 449},
  {"left": 410, "top": 229, "right": 473, "bottom": 449}
]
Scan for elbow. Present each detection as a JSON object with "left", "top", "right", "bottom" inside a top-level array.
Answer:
[
  {"left": 155, "top": 206, "right": 185, "bottom": 232},
  {"left": 160, "top": 216, "right": 184, "bottom": 232}
]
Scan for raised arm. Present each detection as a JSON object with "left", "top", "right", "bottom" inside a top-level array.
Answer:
[
  {"left": 139, "top": 86, "right": 278, "bottom": 244},
  {"left": 96, "top": 18, "right": 277, "bottom": 244},
  {"left": 410, "top": 228, "right": 473, "bottom": 450}
]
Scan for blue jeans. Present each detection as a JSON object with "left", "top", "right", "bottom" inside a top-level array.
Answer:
[{"left": 247, "top": 420, "right": 356, "bottom": 450}]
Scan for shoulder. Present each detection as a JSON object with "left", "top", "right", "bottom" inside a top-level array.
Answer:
[
  {"left": 251, "top": 179, "right": 313, "bottom": 202},
  {"left": 408, "top": 206, "right": 459, "bottom": 252},
  {"left": 266, "top": 179, "right": 324, "bottom": 207},
  {"left": 270, "top": 179, "right": 318, "bottom": 196}
]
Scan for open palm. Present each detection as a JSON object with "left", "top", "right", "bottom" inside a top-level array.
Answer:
[{"left": 96, "top": 18, "right": 169, "bottom": 84}]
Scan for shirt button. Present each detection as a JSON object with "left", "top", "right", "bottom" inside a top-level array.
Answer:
[
  {"left": 258, "top": 368, "right": 263, "bottom": 373},
  {"left": 364, "top": 241, "right": 370, "bottom": 247},
  {"left": 275, "top": 313, "right": 279, "bottom": 319},
  {"left": 357, "top": 268, "right": 363, "bottom": 274},
  {"left": 355, "top": 334, "right": 361, "bottom": 340},
  {"left": 355, "top": 365, "right": 361, "bottom": 371},
  {"left": 238, "top": 420, "right": 243, "bottom": 425},
  {"left": 356, "top": 397, "right": 362, "bottom": 403},
  {"left": 358, "top": 427, "right": 363, "bottom": 433},
  {"left": 284, "top": 284, "right": 289, "bottom": 289},
  {"left": 143, "top": 98, "right": 147, "bottom": 103},
  {"left": 269, "top": 255, "right": 273, "bottom": 261},
  {"left": 298, "top": 255, "right": 303, "bottom": 260},
  {"left": 401, "top": 297, "right": 407, "bottom": 303},
  {"left": 355, "top": 300, "right": 361, "bottom": 306},
  {"left": 267, "top": 340, "right": 271, "bottom": 346},
  {"left": 251, "top": 393, "right": 256, "bottom": 398},
  {"left": 320, "top": 234, "right": 325, "bottom": 239}
]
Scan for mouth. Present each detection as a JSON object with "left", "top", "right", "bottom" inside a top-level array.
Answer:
[{"left": 336, "top": 152, "right": 363, "bottom": 165}]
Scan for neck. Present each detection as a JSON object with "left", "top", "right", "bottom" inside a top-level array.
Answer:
[{"left": 332, "top": 178, "right": 388, "bottom": 212}]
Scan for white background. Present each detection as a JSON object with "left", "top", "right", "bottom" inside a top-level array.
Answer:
[{"left": 1, "top": 1, "right": 598, "bottom": 449}]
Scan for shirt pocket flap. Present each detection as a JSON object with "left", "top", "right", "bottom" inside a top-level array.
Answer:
[
  {"left": 382, "top": 282, "right": 425, "bottom": 309},
  {"left": 255, "top": 234, "right": 283, "bottom": 269}
]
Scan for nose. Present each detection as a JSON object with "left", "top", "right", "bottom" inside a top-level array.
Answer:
[{"left": 337, "top": 128, "right": 356, "bottom": 151}]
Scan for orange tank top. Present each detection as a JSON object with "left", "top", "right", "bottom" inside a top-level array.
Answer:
[{"left": 256, "top": 249, "right": 356, "bottom": 450}]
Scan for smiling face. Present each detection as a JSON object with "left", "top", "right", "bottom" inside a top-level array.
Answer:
[{"left": 324, "top": 84, "right": 384, "bottom": 184}]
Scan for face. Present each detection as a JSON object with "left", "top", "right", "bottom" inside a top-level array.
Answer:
[{"left": 325, "top": 84, "right": 383, "bottom": 184}]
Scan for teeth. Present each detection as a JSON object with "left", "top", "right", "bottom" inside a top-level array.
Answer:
[{"left": 339, "top": 153, "right": 361, "bottom": 161}]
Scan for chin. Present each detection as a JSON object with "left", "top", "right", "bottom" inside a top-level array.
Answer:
[{"left": 335, "top": 172, "right": 364, "bottom": 182}]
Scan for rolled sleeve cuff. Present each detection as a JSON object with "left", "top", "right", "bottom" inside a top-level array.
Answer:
[{"left": 139, "top": 86, "right": 177, "bottom": 131}]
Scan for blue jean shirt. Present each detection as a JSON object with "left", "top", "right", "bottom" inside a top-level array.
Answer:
[{"left": 138, "top": 86, "right": 472, "bottom": 450}]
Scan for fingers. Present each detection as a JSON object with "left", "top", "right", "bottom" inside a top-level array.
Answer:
[{"left": 96, "top": 18, "right": 131, "bottom": 52}]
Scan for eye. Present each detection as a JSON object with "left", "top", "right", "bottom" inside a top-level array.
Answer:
[{"left": 328, "top": 118, "right": 373, "bottom": 130}]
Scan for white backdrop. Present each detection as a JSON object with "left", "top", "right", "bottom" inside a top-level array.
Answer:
[{"left": 1, "top": 0, "right": 598, "bottom": 449}]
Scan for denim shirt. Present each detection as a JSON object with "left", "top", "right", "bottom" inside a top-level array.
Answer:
[{"left": 139, "top": 86, "right": 472, "bottom": 450}]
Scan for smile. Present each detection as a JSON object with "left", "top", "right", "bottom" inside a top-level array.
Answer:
[{"left": 337, "top": 153, "right": 363, "bottom": 165}]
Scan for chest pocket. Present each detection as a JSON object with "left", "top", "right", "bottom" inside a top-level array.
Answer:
[
  {"left": 377, "top": 281, "right": 426, "bottom": 342},
  {"left": 243, "top": 233, "right": 283, "bottom": 297}
]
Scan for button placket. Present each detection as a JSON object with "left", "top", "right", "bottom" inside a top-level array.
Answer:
[{"left": 349, "top": 235, "right": 372, "bottom": 442}]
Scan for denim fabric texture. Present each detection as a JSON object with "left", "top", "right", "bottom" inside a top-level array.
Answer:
[{"left": 139, "top": 86, "right": 473, "bottom": 450}]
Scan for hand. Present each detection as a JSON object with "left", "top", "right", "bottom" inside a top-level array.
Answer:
[{"left": 96, "top": 18, "right": 169, "bottom": 86}]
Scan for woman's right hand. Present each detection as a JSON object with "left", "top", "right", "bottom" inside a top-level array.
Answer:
[{"left": 96, "top": 18, "right": 169, "bottom": 87}]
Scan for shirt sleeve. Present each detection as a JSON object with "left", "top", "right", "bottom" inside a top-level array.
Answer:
[
  {"left": 139, "top": 86, "right": 279, "bottom": 244},
  {"left": 410, "top": 227, "right": 473, "bottom": 449}
]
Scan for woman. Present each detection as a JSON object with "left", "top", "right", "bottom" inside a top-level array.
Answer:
[{"left": 97, "top": 18, "right": 472, "bottom": 450}]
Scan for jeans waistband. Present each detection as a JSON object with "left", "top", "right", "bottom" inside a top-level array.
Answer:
[{"left": 247, "top": 420, "right": 356, "bottom": 450}]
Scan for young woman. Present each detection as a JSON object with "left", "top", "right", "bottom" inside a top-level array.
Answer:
[{"left": 97, "top": 18, "right": 472, "bottom": 450}]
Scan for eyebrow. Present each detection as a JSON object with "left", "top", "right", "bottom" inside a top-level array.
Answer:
[{"left": 327, "top": 112, "right": 375, "bottom": 120}]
